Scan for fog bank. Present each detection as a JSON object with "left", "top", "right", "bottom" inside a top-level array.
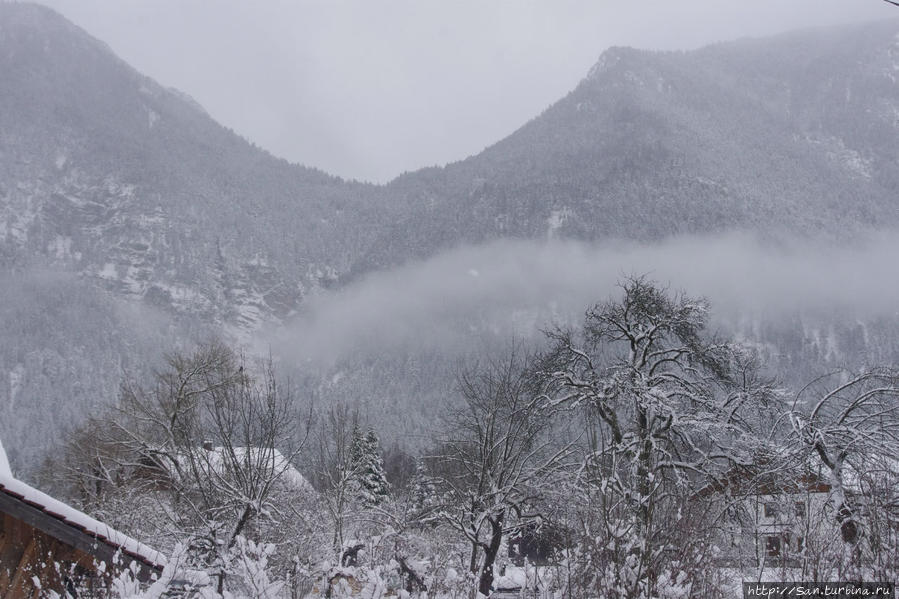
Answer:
[{"left": 269, "top": 232, "right": 899, "bottom": 365}]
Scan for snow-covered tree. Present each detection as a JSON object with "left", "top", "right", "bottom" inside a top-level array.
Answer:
[
  {"left": 349, "top": 426, "right": 390, "bottom": 508},
  {"left": 409, "top": 458, "right": 440, "bottom": 525},
  {"left": 93, "top": 341, "right": 306, "bottom": 594},
  {"left": 541, "top": 277, "right": 775, "bottom": 598},
  {"left": 787, "top": 368, "right": 899, "bottom": 571},
  {"left": 433, "top": 348, "right": 571, "bottom": 597},
  {"left": 309, "top": 403, "right": 358, "bottom": 557}
]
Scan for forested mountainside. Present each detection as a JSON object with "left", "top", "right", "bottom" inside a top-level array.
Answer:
[
  {"left": 0, "top": 3, "right": 379, "bottom": 468},
  {"left": 0, "top": 3, "right": 383, "bottom": 332},
  {"left": 3, "top": 2, "right": 899, "bottom": 472},
  {"left": 5, "top": 5, "right": 899, "bottom": 309},
  {"left": 362, "top": 19, "right": 899, "bottom": 270}
]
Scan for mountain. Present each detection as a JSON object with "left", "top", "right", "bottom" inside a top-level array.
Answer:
[
  {"left": 0, "top": 3, "right": 386, "bottom": 469},
  {"left": 6, "top": 5, "right": 899, "bottom": 315},
  {"left": 360, "top": 20, "right": 899, "bottom": 271},
  {"left": 3, "top": 3, "right": 899, "bottom": 472},
  {"left": 0, "top": 3, "right": 388, "bottom": 333}
]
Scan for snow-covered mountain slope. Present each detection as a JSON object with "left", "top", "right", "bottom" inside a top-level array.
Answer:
[
  {"left": 5, "top": 5, "right": 899, "bottom": 324},
  {"left": 0, "top": 3, "right": 385, "bottom": 335},
  {"left": 363, "top": 20, "right": 899, "bottom": 270}
]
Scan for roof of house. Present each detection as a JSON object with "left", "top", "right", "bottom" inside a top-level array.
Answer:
[
  {"left": 695, "top": 464, "right": 831, "bottom": 499},
  {"left": 164, "top": 445, "right": 312, "bottom": 492},
  {"left": 0, "top": 437, "right": 166, "bottom": 573},
  {"left": 0, "top": 438, "right": 11, "bottom": 478}
]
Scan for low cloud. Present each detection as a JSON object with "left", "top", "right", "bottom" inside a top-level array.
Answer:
[{"left": 268, "top": 232, "right": 899, "bottom": 366}]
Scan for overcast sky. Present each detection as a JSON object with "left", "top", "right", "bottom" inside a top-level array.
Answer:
[{"left": 37, "top": 1, "right": 894, "bottom": 183}]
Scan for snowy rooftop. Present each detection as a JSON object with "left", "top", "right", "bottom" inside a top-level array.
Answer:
[
  {"left": 171, "top": 445, "right": 312, "bottom": 492},
  {"left": 0, "top": 436, "right": 10, "bottom": 478},
  {"left": 0, "top": 435, "right": 166, "bottom": 571}
]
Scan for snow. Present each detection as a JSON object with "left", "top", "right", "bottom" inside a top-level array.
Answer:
[
  {"left": 841, "top": 455, "right": 899, "bottom": 492},
  {"left": 546, "top": 207, "right": 571, "bottom": 239},
  {"left": 493, "top": 566, "right": 527, "bottom": 589},
  {"left": 0, "top": 469, "right": 167, "bottom": 568},
  {"left": 175, "top": 446, "right": 312, "bottom": 491},
  {"left": 801, "top": 134, "right": 872, "bottom": 180},
  {"left": 48, "top": 235, "right": 74, "bottom": 260},
  {"left": 98, "top": 262, "right": 118, "bottom": 279},
  {"left": 0, "top": 434, "right": 164, "bottom": 568},
  {"left": 587, "top": 51, "right": 621, "bottom": 79},
  {"left": 0, "top": 435, "right": 11, "bottom": 477},
  {"left": 8, "top": 363, "right": 24, "bottom": 408}
]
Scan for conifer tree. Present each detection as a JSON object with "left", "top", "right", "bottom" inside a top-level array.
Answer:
[
  {"left": 409, "top": 458, "right": 439, "bottom": 524},
  {"left": 349, "top": 424, "right": 365, "bottom": 475},
  {"left": 349, "top": 426, "right": 390, "bottom": 507}
]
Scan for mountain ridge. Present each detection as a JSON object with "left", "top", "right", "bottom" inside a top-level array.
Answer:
[
  {"left": 364, "top": 17, "right": 899, "bottom": 271},
  {"left": 1, "top": 2, "right": 387, "bottom": 333}
]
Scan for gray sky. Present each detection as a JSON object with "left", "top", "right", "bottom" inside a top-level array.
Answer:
[{"left": 38, "top": 0, "right": 894, "bottom": 183}]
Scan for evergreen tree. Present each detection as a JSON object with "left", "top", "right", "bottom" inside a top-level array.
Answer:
[
  {"left": 349, "top": 424, "right": 366, "bottom": 475},
  {"left": 409, "top": 458, "right": 439, "bottom": 525},
  {"left": 349, "top": 426, "right": 390, "bottom": 507}
]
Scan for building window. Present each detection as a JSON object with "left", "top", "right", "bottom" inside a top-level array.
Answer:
[
  {"left": 765, "top": 535, "right": 781, "bottom": 558},
  {"left": 794, "top": 501, "right": 806, "bottom": 518},
  {"left": 763, "top": 502, "right": 779, "bottom": 518}
]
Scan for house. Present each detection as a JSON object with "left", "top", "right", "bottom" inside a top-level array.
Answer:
[
  {"left": 0, "top": 436, "right": 165, "bottom": 598},
  {"left": 697, "top": 465, "right": 832, "bottom": 567},
  {"left": 739, "top": 473, "right": 831, "bottom": 566},
  {"left": 137, "top": 444, "right": 312, "bottom": 493},
  {"left": 196, "top": 445, "right": 312, "bottom": 492}
]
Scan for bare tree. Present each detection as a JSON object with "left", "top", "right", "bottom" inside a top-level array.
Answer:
[
  {"left": 433, "top": 348, "right": 571, "bottom": 597},
  {"left": 307, "top": 402, "right": 362, "bottom": 560},
  {"left": 102, "top": 341, "right": 306, "bottom": 593},
  {"left": 787, "top": 368, "right": 899, "bottom": 567}
]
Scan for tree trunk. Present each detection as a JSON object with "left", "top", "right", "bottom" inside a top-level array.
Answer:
[
  {"left": 216, "top": 504, "right": 253, "bottom": 594},
  {"left": 478, "top": 513, "right": 504, "bottom": 597},
  {"left": 633, "top": 403, "right": 653, "bottom": 598},
  {"left": 397, "top": 555, "right": 428, "bottom": 593},
  {"left": 469, "top": 540, "right": 479, "bottom": 578}
]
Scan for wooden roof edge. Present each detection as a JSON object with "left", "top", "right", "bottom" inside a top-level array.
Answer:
[{"left": 0, "top": 480, "right": 165, "bottom": 575}]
